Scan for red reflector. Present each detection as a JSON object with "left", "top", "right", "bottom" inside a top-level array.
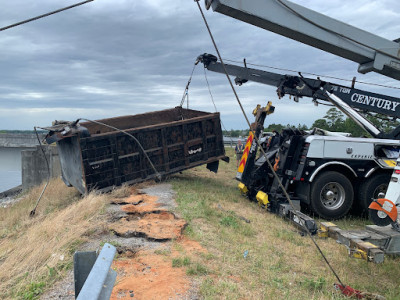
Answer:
[
  {"left": 395, "top": 170, "right": 400, "bottom": 174},
  {"left": 293, "top": 177, "right": 296, "bottom": 180},
  {"left": 300, "top": 178, "right": 305, "bottom": 181}
]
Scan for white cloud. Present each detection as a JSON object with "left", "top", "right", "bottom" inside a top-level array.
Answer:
[{"left": 0, "top": 0, "right": 399, "bottom": 130}]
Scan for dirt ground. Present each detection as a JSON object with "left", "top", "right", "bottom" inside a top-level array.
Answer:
[{"left": 41, "top": 183, "right": 202, "bottom": 300}]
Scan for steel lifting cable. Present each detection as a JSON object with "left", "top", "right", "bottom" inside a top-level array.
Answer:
[
  {"left": 203, "top": 66, "right": 235, "bottom": 144},
  {"left": 195, "top": 0, "right": 346, "bottom": 287},
  {"left": 29, "top": 127, "right": 51, "bottom": 216},
  {"left": 180, "top": 62, "right": 198, "bottom": 108}
]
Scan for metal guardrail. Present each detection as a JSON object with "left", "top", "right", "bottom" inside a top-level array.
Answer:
[
  {"left": 223, "top": 136, "right": 246, "bottom": 147},
  {"left": 74, "top": 243, "right": 117, "bottom": 300}
]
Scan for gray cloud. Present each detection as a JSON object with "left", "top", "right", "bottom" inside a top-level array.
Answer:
[{"left": 0, "top": 0, "right": 399, "bottom": 130}]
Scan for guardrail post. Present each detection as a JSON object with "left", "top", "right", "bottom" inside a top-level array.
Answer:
[
  {"left": 74, "top": 251, "right": 97, "bottom": 297},
  {"left": 75, "top": 243, "right": 117, "bottom": 300}
]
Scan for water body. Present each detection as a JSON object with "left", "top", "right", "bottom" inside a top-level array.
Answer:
[
  {"left": 0, "top": 147, "right": 23, "bottom": 192},
  {"left": 0, "top": 170, "right": 21, "bottom": 192}
]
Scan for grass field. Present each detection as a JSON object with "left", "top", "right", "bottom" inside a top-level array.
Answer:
[
  {"left": 169, "top": 147, "right": 400, "bottom": 300},
  {"left": 1, "top": 147, "right": 400, "bottom": 299}
]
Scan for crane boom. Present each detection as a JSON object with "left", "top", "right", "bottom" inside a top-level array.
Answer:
[
  {"left": 198, "top": 54, "right": 400, "bottom": 118},
  {"left": 204, "top": 0, "right": 400, "bottom": 81},
  {"left": 198, "top": 53, "right": 400, "bottom": 139}
]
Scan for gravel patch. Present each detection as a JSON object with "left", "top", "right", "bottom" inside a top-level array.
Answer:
[{"left": 139, "top": 183, "right": 177, "bottom": 211}]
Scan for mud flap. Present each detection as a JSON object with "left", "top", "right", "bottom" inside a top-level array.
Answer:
[{"left": 207, "top": 161, "right": 219, "bottom": 173}]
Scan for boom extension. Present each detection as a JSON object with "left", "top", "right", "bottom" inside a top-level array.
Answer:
[
  {"left": 204, "top": 0, "right": 400, "bottom": 81},
  {"left": 198, "top": 53, "right": 400, "bottom": 139}
]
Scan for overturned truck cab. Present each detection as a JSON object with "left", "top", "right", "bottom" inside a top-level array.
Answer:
[{"left": 44, "top": 107, "right": 229, "bottom": 194}]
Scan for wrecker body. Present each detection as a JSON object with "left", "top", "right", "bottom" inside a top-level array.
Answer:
[
  {"left": 198, "top": 53, "right": 400, "bottom": 220},
  {"left": 200, "top": 0, "right": 400, "bottom": 222}
]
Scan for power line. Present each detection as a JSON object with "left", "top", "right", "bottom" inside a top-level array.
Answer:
[{"left": 0, "top": 0, "right": 94, "bottom": 32}]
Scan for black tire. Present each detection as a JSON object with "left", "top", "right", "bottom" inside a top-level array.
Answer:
[
  {"left": 310, "top": 171, "right": 353, "bottom": 220},
  {"left": 358, "top": 173, "right": 390, "bottom": 212}
]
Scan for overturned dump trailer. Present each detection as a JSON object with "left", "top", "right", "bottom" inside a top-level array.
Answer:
[{"left": 45, "top": 107, "right": 229, "bottom": 194}]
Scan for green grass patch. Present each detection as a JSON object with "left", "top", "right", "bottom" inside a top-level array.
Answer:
[
  {"left": 220, "top": 215, "right": 238, "bottom": 228},
  {"left": 186, "top": 263, "right": 208, "bottom": 275},
  {"left": 172, "top": 256, "right": 191, "bottom": 268},
  {"left": 19, "top": 281, "right": 46, "bottom": 300},
  {"left": 301, "top": 276, "right": 326, "bottom": 291}
]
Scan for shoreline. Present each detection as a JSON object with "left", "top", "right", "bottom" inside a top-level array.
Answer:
[{"left": 0, "top": 185, "right": 22, "bottom": 207}]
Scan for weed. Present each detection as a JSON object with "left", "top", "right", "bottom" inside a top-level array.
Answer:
[
  {"left": 183, "top": 224, "right": 196, "bottom": 238},
  {"left": 220, "top": 215, "right": 238, "bottom": 228},
  {"left": 58, "top": 260, "right": 73, "bottom": 272},
  {"left": 100, "top": 240, "right": 122, "bottom": 248},
  {"left": 301, "top": 277, "right": 326, "bottom": 290},
  {"left": 186, "top": 263, "right": 208, "bottom": 275},
  {"left": 46, "top": 265, "right": 57, "bottom": 278},
  {"left": 201, "top": 252, "right": 215, "bottom": 261},
  {"left": 172, "top": 257, "right": 191, "bottom": 268},
  {"left": 67, "top": 239, "right": 85, "bottom": 255},
  {"left": 238, "top": 224, "right": 256, "bottom": 237},
  {"left": 172, "top": 241, "right": 184, "bottom": 253},
  {"left": 19, "top": 281, "right": 45, "bottom": 300},
  {"left": 199, "top": 277, "right": 217, "bottom": 298},
  {"left": 272, "top": 277, "right": 284, "bottom": 288},
  {"left": 154, "top": 248, "right": 171, "bottom": 256}
]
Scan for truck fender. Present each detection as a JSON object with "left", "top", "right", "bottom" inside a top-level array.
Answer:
[
  {"left": 365, "top": 167, "right": 379, "bottom": 178},
  {"left": 309, "top": 161, "right": 357, "bottom": 182}
]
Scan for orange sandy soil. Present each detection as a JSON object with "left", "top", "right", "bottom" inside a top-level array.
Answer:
[
  {"left": 120, "top": 195, "right": 164, "bottom": 214},
  {"left": 109, "top": 192, "right": 206, "bottom": 299},
  {"left": 109, "top": 212, "right": 187, "bottom": 240}
]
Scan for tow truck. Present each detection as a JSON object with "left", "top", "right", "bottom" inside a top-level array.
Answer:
[
  {"left": 201, "top": 0, "right": 400, "bottom": 223},
  {"left": 199, "top": 53, "right": 400, "bottom": 220}
]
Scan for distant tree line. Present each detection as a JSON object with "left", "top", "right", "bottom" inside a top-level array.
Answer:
[
  {"left": 0, "top": 130, "right": 46, "bottom": 134},
  {"left": 223, "top": 108, "right": 399, "bottom": 137},
  {"left": 222, "top": 129, "right": 250, "bottom": 137},
  {"left": 310, "top": 108, "right": 399, "bottom": 137}
]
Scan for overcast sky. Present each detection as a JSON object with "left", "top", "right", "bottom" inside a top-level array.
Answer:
[{"left": 1, "top": 0, "right": 399, "bottom": 130}]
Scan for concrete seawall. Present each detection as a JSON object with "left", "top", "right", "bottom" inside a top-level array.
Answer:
[
  {"left": 0, "top": 133, "right": 62, "bottom": 194},
  {"left": 21, "top": 146, "right": 61, "bottom": 190},
  {"left": 0, "top": 133, "right": 44, "bottom": 148}
]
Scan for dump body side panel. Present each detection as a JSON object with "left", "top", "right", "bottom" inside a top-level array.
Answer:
[{"left": 52, "top": 108, "right": 227, "bottom": 194}]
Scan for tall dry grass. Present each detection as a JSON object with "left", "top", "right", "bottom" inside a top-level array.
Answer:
[{"left": 0, "top": 178, "right": 110, "bottom": 299}]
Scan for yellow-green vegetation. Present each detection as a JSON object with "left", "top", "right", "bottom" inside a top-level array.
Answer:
[
  {"left": 0, "top": 178, "right": 110, "bottom": 300},
  {"left": 170, "top": 147, "right": 400, "bottom": 300},
  {"left": 1, "top": 147, "right": 400, "bottom": 300}
]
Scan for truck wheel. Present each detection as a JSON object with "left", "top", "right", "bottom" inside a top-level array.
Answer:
[
  {"left": 310, "top": 171, "right": 353, "bottom": 219},
  {"left": 358, "top": 173, "right": 389, "bottom": 212}
]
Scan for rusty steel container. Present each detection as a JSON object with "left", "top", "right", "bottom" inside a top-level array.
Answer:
[{"left": 45, "top": 107, "right": 228, "bottom": 194}]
